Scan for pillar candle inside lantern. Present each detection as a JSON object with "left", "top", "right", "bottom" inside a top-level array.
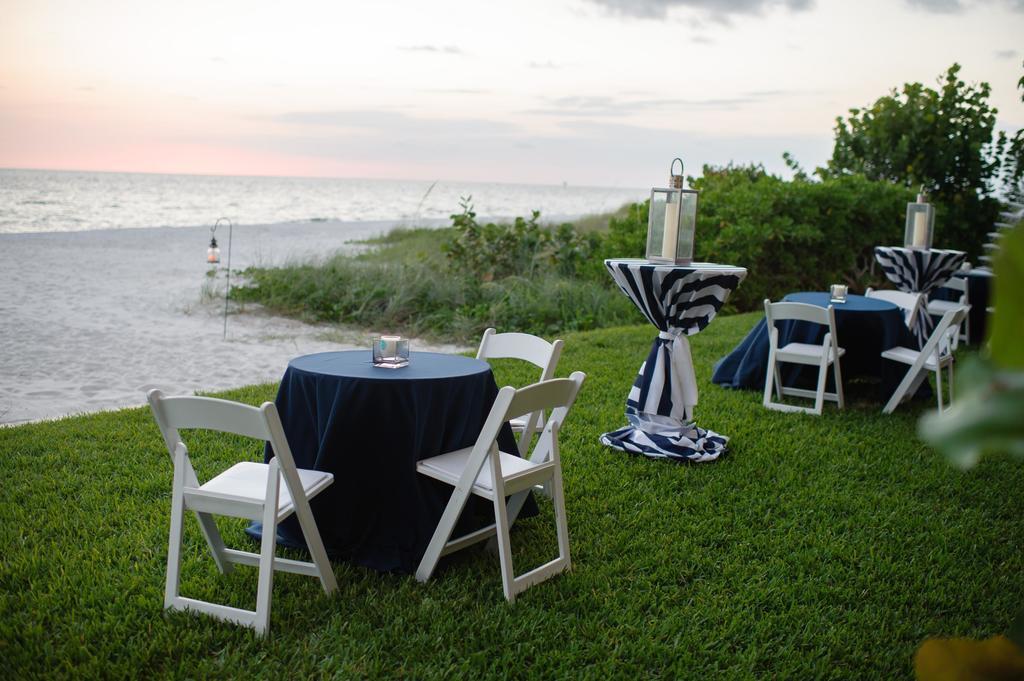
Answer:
[{"left": 661, "top": 194, "right": 679, "bottom": 261}]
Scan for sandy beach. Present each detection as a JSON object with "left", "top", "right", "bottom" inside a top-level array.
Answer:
[{"left": 0, "top": 220, "right": 462, "bottom": 426}]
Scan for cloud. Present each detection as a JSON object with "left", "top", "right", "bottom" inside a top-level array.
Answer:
[
  {"left": 903, "top": 0, "right": 1024, "bottom": 12},
  {"left": 584, "top": 0, "right": 814, "bottom": 22},
  {"left": 422, "top": 88, "right": 489, "bottom": 95},
  {"left": 528, "top": 60, "right": 561, "bottom": 69},
  {"left": 399, "top": 45, "right": 465, "bottom": 55},
  {"left": 526, "top": 90, "right": 817, "bottom": 116},
  {"left": 903, "top": 0, "right": 963, "bottom": 11},
  {"left": 994, "top": 49, "right": 1019, "bottom": 59},
  {"left": 275, "top": 109, "right": 516, "bottom": 138}
]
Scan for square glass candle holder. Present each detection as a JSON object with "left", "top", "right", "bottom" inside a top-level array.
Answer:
[
  {"left": 372, "top": 335, "right": 410, "bottom": 368},
  {"left": 829, "top": 284, "right": 848, "bottom": 303}
]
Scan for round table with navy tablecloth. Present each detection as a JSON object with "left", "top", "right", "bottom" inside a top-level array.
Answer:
[
  {"left": 712, "top": 292, "right": 919, "bottom": 400},
  {"left": 247, "top": 350, "right": 528, "bottom": 574},
  {"left": 600, "top": 259, "right": 748, "bottom": 463}
]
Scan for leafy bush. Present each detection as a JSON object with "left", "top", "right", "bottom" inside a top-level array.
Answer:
[
  {"left": 822, "top": 64, "right": 1010, "bottom": 258},
  {"left": 585, "top": 165, "right": 911, "bottom": 310},
  {"left": 443, "top": 197, "right": 599, "bottom": 281}
]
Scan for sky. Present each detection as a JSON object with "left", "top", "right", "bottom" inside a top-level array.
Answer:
[{"left": 1, "top": 0, "right": 1022, "bottom": 188}]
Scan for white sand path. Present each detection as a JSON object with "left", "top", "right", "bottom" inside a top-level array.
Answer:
[{"left": 0, "top": 220, "right": 462, "bottom": 426}]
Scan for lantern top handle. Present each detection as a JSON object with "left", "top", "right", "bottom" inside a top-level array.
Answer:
[
  {"left": 669, "top": 158, "right": 685, "bottom": 189},
  {"left": 212, "top": 216, "right": 233, "bottom": 235}
]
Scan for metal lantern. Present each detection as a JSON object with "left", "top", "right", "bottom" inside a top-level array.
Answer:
[
  {"left": 207, "top": 233, "right": 221, "bottom": 264},
  {"left": 206, "top": 217, "right": 234, "bottom": 339},
  {"left": 646, "top": 157, "right": 698, "bottom": 265},
  {"left": 904, "top": 187, "right": 935, "bottom": 250}
]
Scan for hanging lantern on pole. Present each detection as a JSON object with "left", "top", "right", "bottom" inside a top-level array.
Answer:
[
  {"left": 205, "top": 217, "right": 233, "bottom": 339},
  {"left": 646, "top": 157, "right": 698, "bottom": 265},
  {"left": 207, "top": 227, "right": 221, "bottom": 264}
]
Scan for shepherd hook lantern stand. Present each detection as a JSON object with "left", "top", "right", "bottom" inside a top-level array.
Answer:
[{"left": 208, "top": 217, "right": 234, "bottom": 339}]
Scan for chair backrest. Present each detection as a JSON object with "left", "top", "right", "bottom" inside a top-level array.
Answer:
[
  {"left": 147, "top": 389, "right": 303, "bottom": 491},
  {"left": 763, "top": 299, "right": 832, "bottom": 327},
  {"left": 465, "top": 372, "right": 586, "bottom": 482},
  {"left": 920, "top": 306, "right": 970, "bottom": 360},
  {"left": 763, "top": 298, "right": 840, "bottom": 354},
  {"left": 936, "top": 276, "right": 968, "bottom": 302},
  {"left": 476, "top": 328, "right": 563, "bottom": 382},
  {"left": 864, "top": 288, "right": 924, "bottom": 327}
]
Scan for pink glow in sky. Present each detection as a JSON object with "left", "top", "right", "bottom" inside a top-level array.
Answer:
[{"left": 1, "top": 0, "right": 1022, "bottom": 187}]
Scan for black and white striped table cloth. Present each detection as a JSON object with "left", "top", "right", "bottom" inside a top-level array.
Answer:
[
  {"left": 873, "top": 247, "right": 966, "bottom": 348},
  {"left": 601, "top": 259, "right": 747, "bottom": 463}
]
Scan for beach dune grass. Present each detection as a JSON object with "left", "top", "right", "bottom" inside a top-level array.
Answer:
[{"left": 2, "top": 315, "right": 1022, "bottom": 678}]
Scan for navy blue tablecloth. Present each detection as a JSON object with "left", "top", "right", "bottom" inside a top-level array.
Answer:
[
  {"left": 248, "top": 350, "right": 527, "bottom": 573},
  {"left": 712, "top": 292, "right": 918, "bottom": 399}
]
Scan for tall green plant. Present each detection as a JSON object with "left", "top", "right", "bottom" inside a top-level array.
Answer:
[{"left": 822, "top": 64, "right": 1009, "bottom": 257}]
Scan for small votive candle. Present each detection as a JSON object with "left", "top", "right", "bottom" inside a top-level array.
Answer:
[
  {"left": 830, "top": 284, "right": 848, "bottom": 303},
  {"left": 373, "top": 335, "right": 410, "bottom": 367}
]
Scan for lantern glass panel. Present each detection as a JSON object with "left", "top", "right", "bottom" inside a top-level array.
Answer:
[
  {"left": 904, "top": 202, "right": 935, "bottom": 249},
  {"left": 646, "top": 190, "right": 671, "bottom": 262}
]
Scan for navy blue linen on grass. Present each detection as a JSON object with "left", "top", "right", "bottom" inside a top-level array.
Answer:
[
  {"left": 247, "top": 350, "right": 528, "bottom": 574},
  {"left": 712, "top": 292, "right": 918, "bottom": 400}
]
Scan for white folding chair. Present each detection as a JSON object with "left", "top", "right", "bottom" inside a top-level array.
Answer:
[
  {"left": 881, "top": 307, "right": 969, "bottom": 414},
  {"left": 864, "top": 288, "right": 925, "bottom": 332},
  {"left": 147, "top": 389, "right": 337, "bottom": 637},
  {"left": 762, "top": 299, "right": 846, "bottom": 416},
  {"left": 476, "top": 328, "right": 564, "bottom": 457},
  {"left": 926, "top": 277, "right": 971, "bottom": 348},
  {"left": 415, "top": 372, "right": 585, "bottom": 603}
]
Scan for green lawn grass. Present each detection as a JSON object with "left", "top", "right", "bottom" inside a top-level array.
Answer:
[{"left": 2, "top": 314, "right": 1021, "bottom": 679}]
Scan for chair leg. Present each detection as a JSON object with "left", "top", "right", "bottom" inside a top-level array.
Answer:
[
  {"left": 832, "top": 357, "right": 845, "bottom": 410},
  {"left": 813, "top": 357, "right": 829, "bottom": 416},
  {"left": 883, "top": 364, "right": 920, "bottom": 414},
  {"left": 773, "top": 363, "right": 784, "bottom": 401},
  {"left": 550, "top": 455, "right": 571, "bottom": 571},
  {"left": 254, "top": 460, "right": 281, "bottom": 638},
  {"left": 291, "top": 497, "right": 338, "bottom": 594},
  {"left": 763, "top": 348, "right": 777, "bottom": 409},
  {"left": 492, "top": 486, "right": 516, "bottom": 603},
  {"left": 165, "top": 450, "right": 188, "bottom": 610},
  {"left": 948, "top": 362, "right": 955, "bottom": 405},
  {"left": 415, "top": 484, "right": 475, "bottom": 583},
  {"left": 935, "top": 366, "right": 944, "bottom": 412}
]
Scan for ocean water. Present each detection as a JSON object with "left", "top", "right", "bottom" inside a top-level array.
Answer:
[{"left": 0, "top": 168, "right": 646, "bottom": 234}]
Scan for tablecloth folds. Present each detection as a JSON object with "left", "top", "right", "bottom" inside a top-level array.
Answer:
[{"left": 600, "top": 259, "right": 746, "bottom": 463}]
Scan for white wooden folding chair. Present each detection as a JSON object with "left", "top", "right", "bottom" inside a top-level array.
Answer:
[
  {"left": 926, "top": 277, "right": 971, "bottom": 349},
  {"left": 415, "top": 371, "right": 585, "bottom": 603},
  {"left": 762, "top": 299, "right": 846, "bottom": 416},
  {"left": 864, "top": 288, "right": 925, "bottom": 332},
  {"left": 147, "top": 389, "right": 337, "bottom": 637},
  {"left": 476, "top": 328, "right": 564, "bottom": 457},
  {"left": 881, "top": 307, "right": 969, "bottom": 414}
]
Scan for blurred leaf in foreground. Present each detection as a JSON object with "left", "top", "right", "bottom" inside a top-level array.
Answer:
[
  {"left": 915, "top": 635, "right": 1024, "bottom": 681},
  {"left": 918, "top": 222, "right": 1024, "bottom": 467}
]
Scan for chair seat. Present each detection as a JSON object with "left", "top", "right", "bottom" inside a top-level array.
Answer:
[
  {"left": 881, "top": 346, "right": 944, "bottom": 371},
  {"left": 777, "top": 342, "right": 845, "bottom": 362},
  {"left": 200, "top": 462, "right": 333, "bottom": 518},
  {"left": 509, "top": 417, "right": 527, "bottom": 432},
  {"left": 417, "top": 446, "right": 549, "bottom": 494},
  {"left": 926, "top": 299, "right": 964, "bottom": 315}
]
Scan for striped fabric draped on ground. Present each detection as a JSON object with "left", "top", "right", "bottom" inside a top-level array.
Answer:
[
  {"left": 600, "top": 259, "right": 747, "bottom": 463},
  {"left": 873, "top": 247, "right": 966, "bottom": 348}
]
